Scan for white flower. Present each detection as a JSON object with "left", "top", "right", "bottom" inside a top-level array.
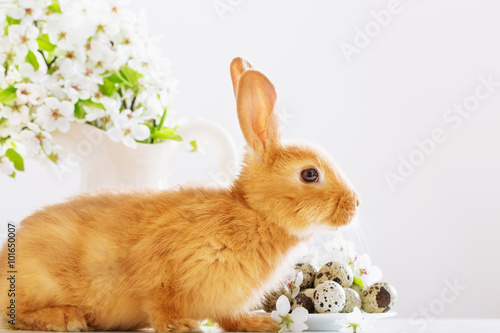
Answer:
[
  {"left": 18, "top": 60, "right": 48, "bottom": 82},
  {"left": 0, "top": 119, "right": 20, "bottom": 138},
  {"left": 15, "top": 83, "right": 45, "bottom": 105},
  {"left": 7, "top": 22, "right": 39, "bottom": 58},
  {"left": 19, "top": 122, "right": 52, "bottom": 155},
  {"left": 84, "top": 106, "right": 106, "bottom": 122},
  {"left": 36, "top": 97, "right": 74, "bottom": 133},
  {"left": 353, "top": 254, "right": 382, "bottom": 287},
  {"left": 0, "top": 156, "right": 15, "bottom": 176},
  {"left": 8, "top": 0, "right": 44, "bottom": 25},
  {"left": 85, "top": 36, "right": 116, "bottom": 69},
  {"left": 0, "top": 37, "right": 26, "bottom": 66},
  {"left": 271, "top": 295, "right": 308, "bottom": 332},
  {"left": 0, "top": 0, "right": 180, "bottom": 175},
  {"left": 107, "top": 0, "right": 134, "bottom": 20},
  {"left": 318, "top": 235, "right": 359, "bottom": 267},
  {"left": 335, "top": 307, "right": 372, "bottom": 333},
  {"left": 286, "top": 271, "right": 304, "bottom": 298},
  {"left": 107, "top": 108, "right": 150, "bottom": 148},
  {"left": 45, "top": 15, "right": 87, "bottom": 50},
  {"left": 63, "top": 74, "right": 97, "bottom": 103},
  {"left": 45, "top": 59, "right": 80, "bottom": 100},
  {"left": 0, "top": 99, "right": 30, "bottom": 126},
  {"left": 141, "top": 93, "right": 164, "bottom": 119},
  {"left": 90, "top": 11, "right": 120, "bottom": 38}
]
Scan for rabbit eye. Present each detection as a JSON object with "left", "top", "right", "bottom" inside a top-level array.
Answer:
[{"left": 301, "top": 168, "right": 319, "bottom": 183}]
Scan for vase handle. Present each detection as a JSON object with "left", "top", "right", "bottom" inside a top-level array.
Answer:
[{"left": 176, "top": 119, "right": 238, "bottom": 183}]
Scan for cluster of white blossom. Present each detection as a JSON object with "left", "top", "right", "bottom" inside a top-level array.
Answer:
[
  {"left": 0, "top": 0, "right": 179, "bottom": 177},
  {"left": 298, "top": 234, "right": 383, "bottom": 288}
]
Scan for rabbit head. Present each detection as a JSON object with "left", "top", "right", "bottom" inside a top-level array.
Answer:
[{"left": 230, "top": 57, "right": 360, "bottom": 238}]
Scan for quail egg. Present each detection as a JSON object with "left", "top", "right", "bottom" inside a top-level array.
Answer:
[
  {"left": 341, "top": 288, "right": 362, "bottom": 313},
  {"left": 291, "top": 288, "right": 316, "bottom": 313},
  {"left": 313, "top": 281, "right": 346, "bottom": 313},
  {"left": 314, "top": 261, "right": 353, "bottom": 288},
  {"left": 361, "top": 282, "right": 397, "bottom": 313},
  {"left": 294, "top": 263, "right": 317, "bottom": 290}
]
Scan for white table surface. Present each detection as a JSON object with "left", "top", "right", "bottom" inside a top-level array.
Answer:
[{"left": 2, "top": 319, "right": 499, "bottom": 333}]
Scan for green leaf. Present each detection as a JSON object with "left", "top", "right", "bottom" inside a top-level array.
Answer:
[
  {"left": 47, "top": 0, "right": 62, "bottom": 13},
  {"left": 82, "top": 99, "right": 105, "bottom": 110},
  {"left": 99, "top": 77, "right": 117, "bottom": 96},
  {"left": 0, "top": 87, "right": 17, "bottom": 103},
  {"left": 150, "top": 127, "right": 183, "bottom": 141},
  {"left": 74, "top": 102, "right": 85, "bottom": 119},
  {"left": 37, "top": 34, "right": 56, "bottom": 52},
  {"left": 6, "top": 17, "right": 21, "bottom": 26},
  {"left": 106, "top": 73, "right": 123, "bottom": 84},
  {"left": 5, "top": 148, "right": 24, "bottom": 172},
  {"left": 157, "top": 107, "right": 167, "bottom": 130},
  {"left": 25, "top": 51, "right": 39, "bottom": 71},
  {"left": 353, "top": 276, "right": 365, "bottom": 289},
  {"left": 189, "top": 140, "right": 198, "bottom": 152},
  {"left": 47, "top": 153, "right": 58, "bottom": 163},
  {"left": 74, "top": 99, "right": 105, "bottom": 119},
  {"left": 5, "top": 17, "right": 21, "bottom": 35},
  {"left": 118, "top": 65, "right": 142, "bottom": 88}
]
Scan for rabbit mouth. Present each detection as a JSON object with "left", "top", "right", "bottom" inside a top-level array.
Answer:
[{"left": 331, "top": 195, "right": 358, "bottom": 227}]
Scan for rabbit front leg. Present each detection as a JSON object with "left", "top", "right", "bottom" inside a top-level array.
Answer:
[
  {"left": 146, "top": 286, "right": 201, "bottom": 333},
  {"left": 16, "top": 305, "right": 88, "bottom": 332},
  {"left": 216, "top": 314, "right": 280, "bottom": 332}
]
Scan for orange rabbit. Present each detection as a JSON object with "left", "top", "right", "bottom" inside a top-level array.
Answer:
[{"left": 0, "top": 58, "right": 360, "bottom": 332}]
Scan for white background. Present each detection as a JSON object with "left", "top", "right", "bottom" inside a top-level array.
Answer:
[{"left": 1, "top": 0, "right": 500, "bottom": 325}]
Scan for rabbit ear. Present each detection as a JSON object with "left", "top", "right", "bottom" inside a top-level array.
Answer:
[
  {"left": 236, "top": 69, "right": 279, "bottom": 154},
  {"left": 230, "top": 57, "right": 253, "bottom": 97}
]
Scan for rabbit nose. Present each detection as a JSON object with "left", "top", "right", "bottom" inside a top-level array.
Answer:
[{"left": 356, "top": 199, "right": 360, "bottom": 207}]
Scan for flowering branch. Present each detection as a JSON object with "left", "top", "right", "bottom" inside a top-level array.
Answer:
[{"left": 0, "top": 0, "right": 181, "bottom": 178}]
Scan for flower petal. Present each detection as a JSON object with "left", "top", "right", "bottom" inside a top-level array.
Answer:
[
  {"left": 270, "top": 311, "right": 281, "bottom": 323},
  {"left": 107, "top": 127, "right": 124, "bottom": 142},
  {"left": 131, "top": 124, "right": 150, "bottom": 141},
  {"left": 122, "top": 134, "right": 137, "bottom": 148},
  {"left": 295, "top": 271, "right": 304, "bottom": 288},
  {"left": 347, "top": 307, "right": 363, "bottom": 324},
  {"left": 276, "top": 295, "right": 291, "bottom": 315},
  {"left": 42, "top": 139, "right": 52, "bottom": 155},
  {"left": 289, "top": 321, "right": 308, "bottom": 332},
  {"left": 57, "top": 119, "right": 71, "bottom": 133},
  {"left": 291, "top": 307, "right": 308, "bottom": 323}
]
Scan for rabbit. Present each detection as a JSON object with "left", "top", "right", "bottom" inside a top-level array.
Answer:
[{"left": 0, "top": 57, "right": 360, "bottom": 332}]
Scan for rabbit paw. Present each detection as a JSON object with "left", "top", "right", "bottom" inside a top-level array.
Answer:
[
  {"left": 217, "top": 314, "right": 280, "bottom": 332},
  {"left": 153, "top": 318, "right": 201, "bottom": 333},
  {"left": 17, "top": 306, "right": 88, "bottom": 332}
]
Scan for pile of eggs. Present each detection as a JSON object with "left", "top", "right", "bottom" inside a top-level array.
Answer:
[{"left": 263, "top": 262, "right": 397, "bottom": 314}]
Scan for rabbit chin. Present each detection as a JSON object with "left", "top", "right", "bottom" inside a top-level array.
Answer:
[{"left": 329, "top": 196, "right": 359, "bottom": 229}]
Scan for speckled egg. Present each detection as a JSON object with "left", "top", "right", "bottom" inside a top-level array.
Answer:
[
  {"left": 314, "top": 261, "right": 354, "bottom": 288},
  {"left": 313, "top": 281, "right": 346, "bottom": 313},
  {"left": 341, "top": 288, "right": 362, "bottom": 313},
  {"left": 291, "top": 288, "right": 316, "bottom": 313},
  {"left": 361, "top": 282, "right": 397, "bottom": 313},
  {"left": 262, "top": 286, "right": 291, "bottom": 312},
  {"left": 350, "top": 283, "right": 365, "bottom": 297},
  {"left": 294, "top": 263, "right": 317, "bottom": 290}
]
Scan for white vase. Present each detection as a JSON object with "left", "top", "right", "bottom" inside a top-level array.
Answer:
[{"left": 51, "top": 120, "right": 237, "bottom": 192}]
